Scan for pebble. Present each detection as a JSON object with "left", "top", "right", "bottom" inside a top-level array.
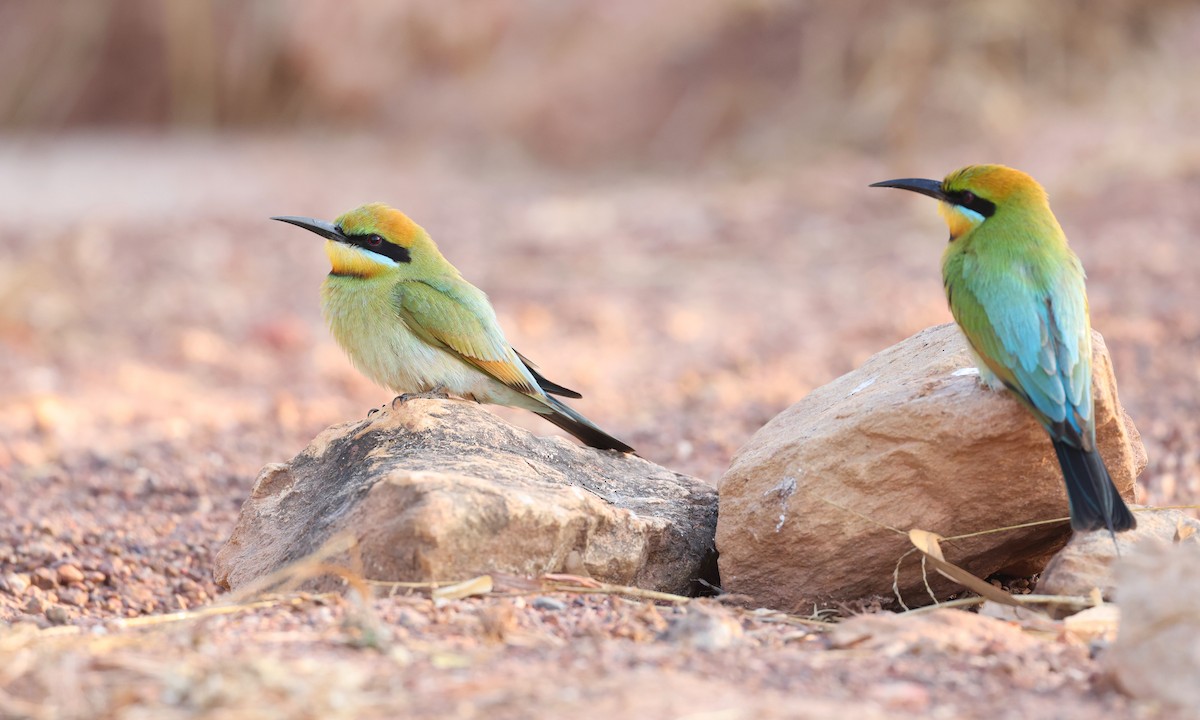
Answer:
[
  {"left": 395, "top": 608, "right": 431, "bottom": 629},
  {"left": 21, "top": 540, "right": 66, "bottom": 562},
  {"left": 663, "top": 609, "right": 743, "bottom": 650},
  {"left": 2, "top": 572, "right": 30, "bottom": 595},
  {"left": 59, "top": 588, "right": 88, "bottom": 607},
  {"left": 23, "top": 596, "right": 45, "bottom": 614},
  {"left": 31, "top": 567, "right": 58, "bottom": 590},
  {"left": 57, "top": 564, "right": 85, "bottom": 585},
  {"left": 45, "top": 605, "right": 70, "bottom": 625},
  {"left": 98, "top": 558, "right": 127, "bottom": 582},
  {"left": 532, "top": 596, "right": 567, "bottom": 611}
]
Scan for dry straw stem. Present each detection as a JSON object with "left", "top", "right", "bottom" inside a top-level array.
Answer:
[
  {"left": 432, "top": 575, "right": 494, "bottom": 602},
  {"left": 745, "top": 607, "right": 838, "bottom": 630},
  {"left": 895, "top": 505, "right": 1193, "bottom": 611},
  {"left": 538, "top": 573, "right": 694, "bottom": 604},
  {"left": 116, "top": 594, "right": 335, "bottom": 631},
  {"left": 223, "top": 530, "right": 368, "bottom": 603},
  {"left": 897, "top": 594, "right": 1099, "bottom": 617},
  {"left": 824, "top": 492, "right": 1106, "bottom": 611},
  {"left": 891, "top": 521, "right": 1043, "bottom": 611},
  {"left": 824, "top": 493, "right": 1063, "bottom": 610},
  {"left": 908, "top": 529, "right": 1019, "bottom": 607}
]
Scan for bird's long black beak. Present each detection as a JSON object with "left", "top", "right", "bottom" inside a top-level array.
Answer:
[
  {"left": 869, "top": 178, "right": 947, "bottom": 202},
  {"left": 271, "top": 215, "right": 348, "bottom": 242}
]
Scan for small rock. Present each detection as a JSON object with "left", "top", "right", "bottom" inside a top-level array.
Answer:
[
  {"left": 395, "top": 608, "right": 430, "bottom": 629},
  {"left": 662, "top": 606, "right": 743, "bottom": 650},
  {"left": 717, "top": 324, "right": 1145, "bottom": 611},
  {"left": 56, "top": 564, "right": 85, "bottom": 585},
  {"left": 58, "top": 587, "right": 88, "bottom": 607},
  {"left": 2, "top": 572, "right": 30, "bottom": 595},
  {"left": 215, "top": 399, "right": 718, "bottom": 595},
  {"left": 1109, "top": 542, "right": 1200, "bottom": 708},
  {"left": 126, "top": 585, "right": 157, "bottom": 613},
  {"left": 1036, "top": 508, "right": 1200, "bottom": 601},
  {"left": 479, "top": 602, "right": 518, "bottom": 642},
  {"left": 20, "top": 540, "right": 65, "bottom": 563},
  {"left": 30, "top": 567, "right": 58, "bottom": 590},
  {"left": 23, "top": 596, "right": 45, "bottom": 614},
  {"left": 532, "top": 596, "right": 567, "bottom": 611},
  {"left": 99, "top": 558, "right": 127, "bottom": 580},
  {"left": 44, "top": 605, "right": 70, "bottom": 625}
]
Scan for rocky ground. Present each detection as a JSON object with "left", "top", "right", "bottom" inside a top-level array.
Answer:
[{"left": 0, "top": 133, "right": 1198, "bottom": 717}]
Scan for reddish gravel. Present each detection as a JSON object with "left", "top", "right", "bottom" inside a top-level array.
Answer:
[{"left": 0, "top": 134, "right": 1197, "bottom": 716}]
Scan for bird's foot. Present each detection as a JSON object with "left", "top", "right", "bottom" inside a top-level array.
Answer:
[
  {"left": 366, "top": 403, "right": 390, "bottom": 418},
  {"left": 392, "top": 386, "right": 451, "bottom": 405}
]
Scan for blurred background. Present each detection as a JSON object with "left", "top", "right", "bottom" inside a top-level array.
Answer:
[
  {"left": 2, "top": 0, "right": 1197, "bottom": 167},
  {"left": 1, "top": 0, "right": 1198, "bottom": 616}
]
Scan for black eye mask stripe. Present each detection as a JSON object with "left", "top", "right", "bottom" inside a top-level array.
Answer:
[
  {"left": 339, "top": 229, "right": 412, "bottom": 263},
  {"left": 944, "top": 189, "right": 997, "bottom": 218}
]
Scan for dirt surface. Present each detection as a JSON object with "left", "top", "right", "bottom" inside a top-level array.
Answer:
[{"left": 1, "top": 134, "right": 1198, "bottom": 717}]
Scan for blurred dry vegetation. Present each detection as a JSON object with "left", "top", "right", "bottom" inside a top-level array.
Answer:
[{"left": 2, "top": 0, "right": 1198, "bottom": 167}]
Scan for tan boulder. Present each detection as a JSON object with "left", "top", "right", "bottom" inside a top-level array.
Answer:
[
  {"left": 717, "top": 323, "right": 1145, "bottom": 611},
  {"left": 215, "top": 398, "right": 718, "bottom": 595}
]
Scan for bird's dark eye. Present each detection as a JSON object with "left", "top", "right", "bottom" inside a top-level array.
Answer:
[
  {"left": 953, "top": 189, "right": 996, "bottom": 218},
  {"left": 345, "top": 231, "right": 411, "bottom": 263}
]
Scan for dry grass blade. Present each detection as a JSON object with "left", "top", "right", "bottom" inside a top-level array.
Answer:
[
  {"left": 225, "top": 531, "right": 364, "bottom": 603},
  {"left": 746, "top": 608, "right": 837, "bottom": 630},
  {"left": 366, "top": 579, "right": 467, "bottom": 590},
  {"left": 540, "top": 573, "right": 604, "bottom": 589},
  {"left": 539, "top": 575, "right": 692, "bottom": 604},
  {"left": 908, "top": 529, "right": 1019, "bottom": 607},
  {"left": 113, "top": 594, "right": 336, "bottom": 630},
  {"left": 431, "top": 575, "right": 494, "bottom": 601}
]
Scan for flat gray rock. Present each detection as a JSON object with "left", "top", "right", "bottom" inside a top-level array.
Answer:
[{"left": 215, "top": 398, "right": 718, "bottom": 595}]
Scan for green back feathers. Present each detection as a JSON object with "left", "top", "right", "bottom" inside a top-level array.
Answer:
[{"left": 939, "top": 166, "right": 1095, "bottom": 446}]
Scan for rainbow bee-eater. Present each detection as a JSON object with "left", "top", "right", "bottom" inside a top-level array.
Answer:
[
  {"left": 871, "top": 165, "right": 1135, "bottom": 533},
  {"left": 272, "top": 203, "right": 633, "bottom": 453}
]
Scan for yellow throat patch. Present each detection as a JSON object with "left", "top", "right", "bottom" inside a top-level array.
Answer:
[{"left": 325, "top": 239, "right": 390, "bottom": 278}]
